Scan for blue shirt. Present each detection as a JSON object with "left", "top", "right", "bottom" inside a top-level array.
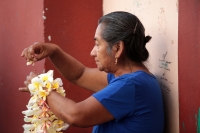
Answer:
[{"left": 92, "top": 71, "right": 164, "bottom": 133}]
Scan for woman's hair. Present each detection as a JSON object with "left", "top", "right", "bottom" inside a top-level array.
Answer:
[{"left": 98, "top": 11, "right": 151, "bottom": 63}]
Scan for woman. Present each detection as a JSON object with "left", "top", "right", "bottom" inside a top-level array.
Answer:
[{"left": 20, "top": 11, "right": 164, "bottom": 133}]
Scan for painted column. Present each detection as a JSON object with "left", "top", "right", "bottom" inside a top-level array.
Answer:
[
  {"left": 103, "top": 0, "right": 179, "bottom": 132},
  {"left": 43, "top": 0, "right": 102, "bottom": 133},
  {"left": 179, "top": 0, "right": 200, "bottom": 132}
]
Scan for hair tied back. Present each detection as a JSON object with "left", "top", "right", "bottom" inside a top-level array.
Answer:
[{"left": 145, "top": 36, "right": 152, "bottom": 44}]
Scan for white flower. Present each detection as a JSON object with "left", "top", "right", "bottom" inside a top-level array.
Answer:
[
  {"left": 34, "top": 124, "right": 44, "bottom": 133},
  {"left": 22, "top": 70, "right": 68, "bottom": 133},
  {"left": 38, "top": 70, "right": 54, "bottom": 83},
  {"left": 36, "top": 87, "right": 50, "bottom": 101},
  {"left": 47, "top": 127, "right": 57, "bottom": 133},
  {"left": 26, "top": 95, "right": 39, "bottom": 109},
  {"left": 26, "top": 60, "right": 34, "bottom": 66},
  {"left": 24, "top": 116, "right": 39, "bottom": 123},
  {"left": 22, "top": 124, "right": 35, "bottom": 131},
  {"left": 52, "top": 120, "right": 69, "bottom": 131},
  {"left": 22, "top": 109, "right": 42, "bottom": 117},
  {"left": 52, "top": 78, "right": 63, "bottom": 89},
  {"left": 28, "top": 77, "right": 44, "bottom": 94},
  {"left": 56, "top": 87, "right": 66, "bottom": 97}
]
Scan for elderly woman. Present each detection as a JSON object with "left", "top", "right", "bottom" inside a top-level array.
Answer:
[{"left": 20, "top": 11, "right": 164, "bottom": 133}]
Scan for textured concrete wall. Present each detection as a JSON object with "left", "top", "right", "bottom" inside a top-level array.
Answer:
[{"left": 103, "top": 0, "right": 179, "bottom": 132}]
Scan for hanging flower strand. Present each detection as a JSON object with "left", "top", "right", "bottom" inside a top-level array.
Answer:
[{"left": 22, "top": 70, "right": 69, "bottom": 133}]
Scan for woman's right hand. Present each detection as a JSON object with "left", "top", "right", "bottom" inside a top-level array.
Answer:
[{"left": 21, "top": 42, "right": 58, "bottom": 63}]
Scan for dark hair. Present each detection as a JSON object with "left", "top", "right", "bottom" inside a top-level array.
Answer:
[{"left": 98, "top": 11, "right": 151, "bottom": 63}]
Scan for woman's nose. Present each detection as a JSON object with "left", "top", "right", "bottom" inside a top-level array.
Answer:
[{"left": 90, "top": 46, "right": 96, "bottom": 57}]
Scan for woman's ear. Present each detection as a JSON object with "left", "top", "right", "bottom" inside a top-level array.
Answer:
[{"left": 114, "top": 41, "right": 124, "bottom": 58}]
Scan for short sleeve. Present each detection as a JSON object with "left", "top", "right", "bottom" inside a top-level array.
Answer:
[{"left": 92, "top": 77, "right": 136, "bottom": 122}]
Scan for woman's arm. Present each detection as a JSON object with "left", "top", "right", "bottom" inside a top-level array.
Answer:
[
  {"left": 47, "top": 91, "right": 114, "bottom": 127},
  {"left": 49, "top": 46, "right": 108, "bottom": 92},
  {"left": 21, "top": 42, "right": 108, "bottom": 92}
]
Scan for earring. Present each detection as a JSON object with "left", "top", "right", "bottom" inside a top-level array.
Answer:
[{"left": 115, "top": 58, "right": 118, "bottom": 65}]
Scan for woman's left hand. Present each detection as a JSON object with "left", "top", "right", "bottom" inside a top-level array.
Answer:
[{"left": 19, "top": 71, "right": 38, "bottom": 92}]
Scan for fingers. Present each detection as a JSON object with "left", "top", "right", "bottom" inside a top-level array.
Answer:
[
  {"left": 19, "top": 87, "right": 29, "bottom": 92},
  {"left": 29, "top": 71, "right": 38, "bottom": 79},
  {"left": 24, "top": 80, "right": 29, "bottom": 86},
  {"left": 21, "top": 47, "right": 27, "bottom": 57},
  {"left": 22, "top": 46, "right": 34, "bottom": 61},
  {"left": 21, "top": 42, "right": 57, "bottom": 64},
  {"left": 19, "top": 71, "right": 39, "bottom": 93},
  {"left": 25, "top": 71, "right": 38, "bottom": 84},
  {"left": 21, "top": 42, "right": 41, "bottom": 62}
]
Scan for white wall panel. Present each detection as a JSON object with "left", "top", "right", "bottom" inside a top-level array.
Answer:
[{"left": 103, "top": 0, "right": 178, "bottom": 132}]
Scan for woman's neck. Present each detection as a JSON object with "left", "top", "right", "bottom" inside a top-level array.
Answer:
[{"left": 113, "top": 61, "right": 150, "bottom": 77}]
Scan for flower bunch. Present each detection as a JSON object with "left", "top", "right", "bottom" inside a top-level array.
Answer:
[{"left": 22, "top": 70, "right": 69, "bottom": 133}]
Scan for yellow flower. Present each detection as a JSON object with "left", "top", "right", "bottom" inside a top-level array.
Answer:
[
  {"left": 52, "top": 78, "right": 63, "bottom": 90},
  {"left": 32, "top": 77, "right": 44, "bottom": 88},
  {"left": 45, "top": 81, "right": 52, "bottom": 89},
  {"left": 56, "top": 87, "right": 66, "bottom": 97},
  {"left": 47, "top": 126, "right": 57, "bottom": 133},
  {"left": 37, "top": 87, "right": 49, "bottom": 100},
  {"left": 52, "top": 120, "right": 69, "bottom": 131},
  {"left": 48, "top": 114, "right": 57, "bottom": 122},
  {"left": 28, "top": 77, "right": 44, "bottom": 94}
]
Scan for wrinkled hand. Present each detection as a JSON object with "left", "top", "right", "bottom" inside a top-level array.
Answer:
[
  {"left": 21, "top": 42, "right": 57, "bottom": 63},
  {"left": 19, "top": 71, "right": 38, "bottom": 92}
]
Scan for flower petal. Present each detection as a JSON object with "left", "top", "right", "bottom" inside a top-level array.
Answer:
[
  {"left": 22, "top": 109, "right": 42, "bottom": 116},
  {"left": 54, "top": 78, "right": 63, "bottom": 86},
  {"left": 22, "top": 110, "right": 35, "bottom": 116},
  {"left": 22, "top": 124, "right": 35, "bottom": 130},
  {"left": 26, "top": 61, "right": 34, "bottom": 66}
]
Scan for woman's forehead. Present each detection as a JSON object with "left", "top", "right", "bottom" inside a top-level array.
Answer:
[{"left": 94, "top": 24, "right": 105, "bottom": 41}]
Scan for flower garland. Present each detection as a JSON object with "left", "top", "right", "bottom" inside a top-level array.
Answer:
[{"left": 22, "top": 70, "right": 69, "bottom": 133}]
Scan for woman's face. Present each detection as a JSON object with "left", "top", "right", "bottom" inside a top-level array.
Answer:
[{"left": 90, "top": 24, "right": 115, "bottom": 72}]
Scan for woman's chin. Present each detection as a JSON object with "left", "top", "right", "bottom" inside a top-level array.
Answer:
[
  {"left": 97, "top": 65, "right": 104, "bottom": 71},
  {"left": 98, "top": 67, "right": 104, "bottom": 71}
]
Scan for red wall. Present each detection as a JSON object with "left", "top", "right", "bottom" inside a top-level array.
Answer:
[
  {"left": 43, "top": 0, "right": 102, "bottom": 133},
  {"left": 0, "top": 0, "right": 102, "bottom": 133},
  {"left": 179, "top": 0, "right": 200, "bottom": 132},
  {"left": 0, "top": 0, "right": 45, "bottom": 133}
]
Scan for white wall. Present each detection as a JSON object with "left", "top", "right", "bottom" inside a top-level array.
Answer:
[{"left": 103, "top": 0, "right": 178, "bottom": 132}]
